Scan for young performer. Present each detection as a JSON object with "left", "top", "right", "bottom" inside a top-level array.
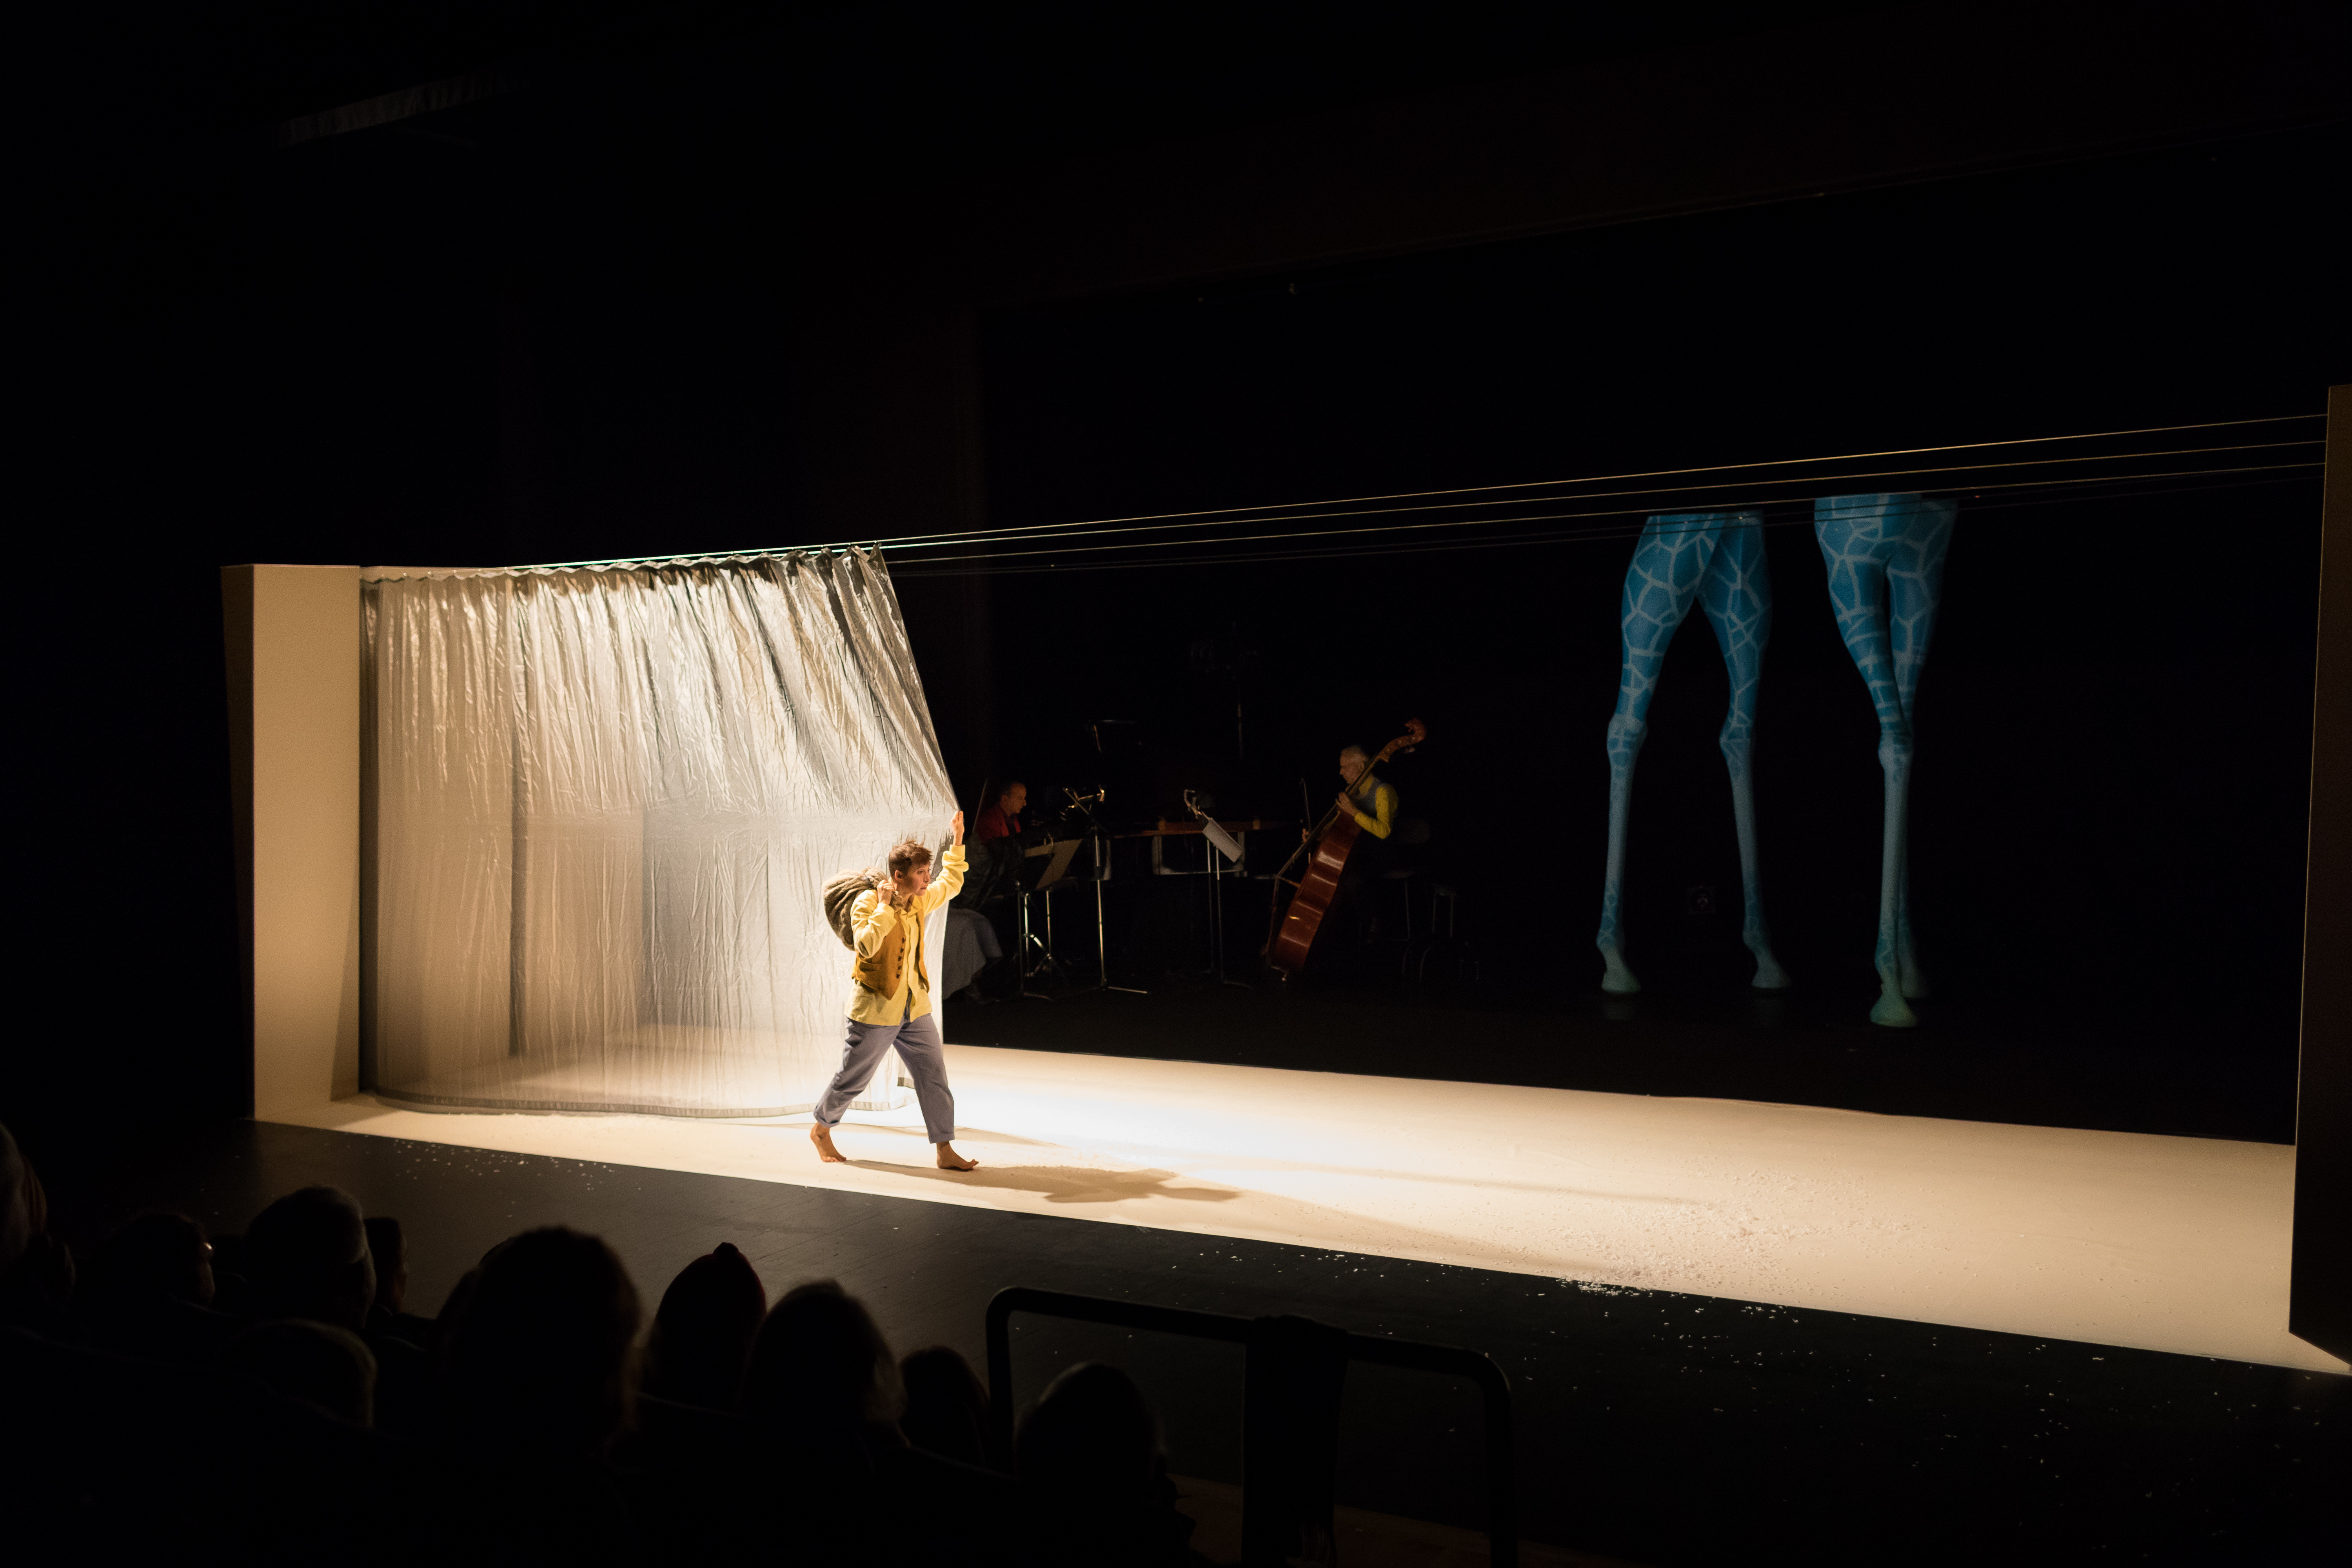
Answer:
[{"left": 810, "top": 812, "right": 980, "bottom": 1171}]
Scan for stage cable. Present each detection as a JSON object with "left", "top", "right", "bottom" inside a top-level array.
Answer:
[
  {"left": 490, "top": 411, "right": 2322, "bottom": 574},
  {"left": 876, "top": 438, "right": 2319, "bottom": 565},
  {"left": 886, "top": 469, "right": 2321, "bottom": 578},
  {"left": 852, "top": 414, "right": 2323, "bottom": 552},
  {"left": 882, "top": 458, "right": 2321, "bottom": 571}
]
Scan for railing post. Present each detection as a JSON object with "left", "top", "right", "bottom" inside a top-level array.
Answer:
[
  {"left": 1475, "top": 1355, "right": 1519, "bottom": 1568},
  {"left": 1241, "top": 1315, "right": 1350, "bottom": 1566},
  {"left": 987, "top": 1286, "right": 1519, "bottom": 1565},
  {"left": 985, "top": 1287, "right": 1023, "bottom": 1464}
]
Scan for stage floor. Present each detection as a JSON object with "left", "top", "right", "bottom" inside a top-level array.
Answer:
[{"left": 270, "top": 1044, "right": 2342, "bottom": 1374}]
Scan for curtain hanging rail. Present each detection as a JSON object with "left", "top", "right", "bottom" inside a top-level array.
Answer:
[
  {"left": 359, "top": 547, "right": 865, "bottom": 583},
  {"left": 474, "top": 411, "right": 2322, "bottom": 575}
]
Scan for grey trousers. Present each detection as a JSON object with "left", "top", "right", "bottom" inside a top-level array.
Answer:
[{"left": 814, "top": 1003, "right": 956, "bottom": 1143}]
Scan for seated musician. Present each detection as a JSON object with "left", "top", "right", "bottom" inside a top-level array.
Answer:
[
  {"left": 975, "top": 781, "right": 1027, "bottom": 844},
  {"left": 954, "top": 779, "right": 1027, "bottom": 1001},
  {"left": 1327, "top": 744, "right": 1400, "bottom": 963}
]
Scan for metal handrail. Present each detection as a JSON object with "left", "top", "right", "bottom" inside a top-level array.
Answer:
[{"left": 986, "top": 1285, "right": 1517, "bottom": 1567}]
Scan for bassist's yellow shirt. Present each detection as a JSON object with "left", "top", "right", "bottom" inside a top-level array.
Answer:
[{"left": 1348, "top": 780, "right": 1398, "bottom": 840}]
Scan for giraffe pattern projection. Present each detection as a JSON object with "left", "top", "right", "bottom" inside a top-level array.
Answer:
[
  {"left": 1596, "top": 511, "right": 1789, "bottom": 995},
  {"left": 1814, "top": 492, "right": 1957, "bottom": 1027}
]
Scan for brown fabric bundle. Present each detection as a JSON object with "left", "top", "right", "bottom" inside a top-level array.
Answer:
[{"left": 821, "top": 869, "right": 884, "bottom": 950}]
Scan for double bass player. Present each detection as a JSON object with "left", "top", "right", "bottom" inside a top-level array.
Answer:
[
  {"left": 1324, "top": 744, "right": 1402, "bottom": 962},
  {"left": 1333, "top": 744, "right": 1400, "bottom": 851},
  {"left": 1267, "top": 721, "right": 1424, "bottom": 977}
]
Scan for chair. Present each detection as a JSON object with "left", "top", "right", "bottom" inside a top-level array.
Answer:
[
  {"left": 1415, "top": 882, "right": 1480, "bottom": 987},
  {"left": 1375, "top": 818, "right": 1432, "bottom": 973}
]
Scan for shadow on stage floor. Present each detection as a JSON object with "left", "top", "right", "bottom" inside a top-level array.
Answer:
[
  {"left": 14, "top": 1112, "right": 2337, "bottom": 1566},
  {"left": 950, "top": 975, "right": 2299, "bottom": 1144}
]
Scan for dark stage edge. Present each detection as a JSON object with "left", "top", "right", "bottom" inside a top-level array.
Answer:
[{"left": 15, "top": 1114, "right": 2342, "bottom": 1566}]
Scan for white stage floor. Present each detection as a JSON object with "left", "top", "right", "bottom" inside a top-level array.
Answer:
[{"left": 268, "top": 1044, "right": 2343, "bottom": 1374}]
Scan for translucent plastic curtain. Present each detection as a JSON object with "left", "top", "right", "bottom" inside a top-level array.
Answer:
[{"left": 362, "top": 550, "right": 957, "bottom": 1116}]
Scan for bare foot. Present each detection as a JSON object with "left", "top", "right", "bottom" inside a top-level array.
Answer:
[
  {"left": 810, "top": 1123, "right": 849, "bottom": 1163},
  {"left": 935, "top": 1142, "right": 978, "bottom": 1172}
]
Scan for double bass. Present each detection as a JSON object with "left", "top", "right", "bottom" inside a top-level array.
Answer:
[{"left": 1264, "top": 718, "right": 1426, "bottom": 977}]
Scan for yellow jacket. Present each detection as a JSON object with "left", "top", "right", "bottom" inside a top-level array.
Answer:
[{"left": 846, "top": 844, "right": 966, "bottom": 1023}]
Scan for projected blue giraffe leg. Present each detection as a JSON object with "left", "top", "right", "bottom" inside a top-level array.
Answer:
[
  {"left": 1815, "top": 494, "right": 1956, "bottom": 1026},
  {"left": 1700, "top": 514, "right": 1789, "bottom": 990},
  {"left": 1883, "top": 495, "right": 1955, "bottom": 999},
  {"left": 1598, "top": 514, "right": 1725, "bottom": 994}
]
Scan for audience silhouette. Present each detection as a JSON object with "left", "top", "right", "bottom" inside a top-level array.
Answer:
[
  {"left": 363, "top": 1214, "right": 439, "bottom": 1347},
  {"left": 76, "top": 1210, "right": 239, "bottom": 1363},
  {"left": 902, "top": 1341, "right": 996, "bottom": 1468},
  {"left": 0, "top": 1119, "right": 1227, "bottom": 1566},
  {"left": 217, "top": 1317, "right": 378, "bottom": 1426},
  {"left": 639, "top": 1239, "right": 764, "bottom": 1410},
  {"left": 437, "top": 1226, "right": 641, "bottom": 1463},
  {"left": 245, "top": 1186, "right": 375, "bottom": 1330},
  {"left": 1021, "top": 1361, "right": 1207, "bottom": 1565},
  {"left": 741, "top": 1277, "right": 905, "bottom": 1440}
]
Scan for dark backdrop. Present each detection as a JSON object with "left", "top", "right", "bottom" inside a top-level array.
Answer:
[
  {"left": 5, "top": 39, "right": 2339, "bottom": 1121},
  {"left": 944, "top": 125, "right": 2338, "bottom": 1060}
]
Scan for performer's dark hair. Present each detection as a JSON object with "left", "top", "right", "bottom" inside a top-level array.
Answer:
[
  {"left": 998, "top": 780, "right": 1026, "bottom": 798},
  {"left": 887, "top": 838, "right": 934, "bottom": 876}
]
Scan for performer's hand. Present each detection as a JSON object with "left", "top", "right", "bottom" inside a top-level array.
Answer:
[
  {"left": 950, "top": 809, "right": 965, "bottom": 845},
  {"left": 1335, "top": 792, "right": 1357, "bottom": 818}
]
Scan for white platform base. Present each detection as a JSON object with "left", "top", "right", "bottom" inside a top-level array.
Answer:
[{"left": 269, "top": 1044, "right": 2343, "bottom": 1374}]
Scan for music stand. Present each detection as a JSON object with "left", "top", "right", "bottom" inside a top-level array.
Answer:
[
  {"left": 1014, "top": 837, "right": 1083, "bottom": 999},
  {"left": 1040, "top": 787, "right": 1145, "bottom": 998},
  {"left": 1184, "top": 791, "right": 1256, "bottom": 991},
  {"left": 1070, "top": 823, "right": 1148, "bottom": 996}
]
